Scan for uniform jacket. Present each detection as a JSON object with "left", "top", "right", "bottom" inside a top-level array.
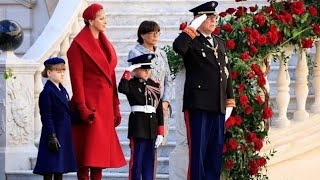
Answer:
[
  {"left": 118, "top": 74, "right": 164, "bottom": 139},
  {"left": 67, "top": 26, "right": 125, "bottom": 168},
  {"left": 128, "top": 44, "right": 173, "bottom": 103},
  {"left": 33, "top": 80, "right": 77, "bottom": 175},
  {"left": 173, "top": 32, "right": 234, "bottom": 114}
]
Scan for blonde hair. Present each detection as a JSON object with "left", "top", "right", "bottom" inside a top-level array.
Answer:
[{"left": 41, "top": 63, "right": 66, "bottom": 78}]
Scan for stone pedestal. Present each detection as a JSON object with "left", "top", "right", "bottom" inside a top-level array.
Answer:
[
  {"left": 0, "top": 51, "right": 38, "bottom": 179},
  {"left": 169, "top": 68, "right": 189, "bottom": 180}
]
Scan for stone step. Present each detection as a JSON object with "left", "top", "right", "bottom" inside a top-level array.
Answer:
[
  {"left": 100, "top": 0, "right": 269, "bottom": 14},
  {"left": 118, "top": 141, "right": 176, "bottom": 158},
  {"left": 106, "top": 25, "right": 181, "bottom": 40},
  {"left": 105, "top": 156, "right": 169, "bottom": 174},
  {"left": 111, "top": 39, "right": 173, "bottom": 54},
  {"left": 6, "top": 170, "right": 169, "bottom": 180},
  {"left": 116, "top": 126, "right": 177, "bottom": 142}
]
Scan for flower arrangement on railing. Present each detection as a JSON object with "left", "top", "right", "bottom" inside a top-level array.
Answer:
[{"left": 164, "top": 0, "right": 320, "bottom": 179}]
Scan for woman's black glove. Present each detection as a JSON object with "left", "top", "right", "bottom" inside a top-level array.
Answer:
[{"left": 48, "top": 133, "right": 61, "bottom": 152}]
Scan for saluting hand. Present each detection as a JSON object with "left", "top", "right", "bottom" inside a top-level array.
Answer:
[{"left": 189, "top": 14, "right": 207, "bottom": 30}]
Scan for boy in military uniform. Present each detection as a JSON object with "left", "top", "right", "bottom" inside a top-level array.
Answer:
[
  {"left": 118, "top": 54, "right": 164, "bottom": 180},
  {"left": 173, "top": 1, "right": 236, "bottom": 180}
]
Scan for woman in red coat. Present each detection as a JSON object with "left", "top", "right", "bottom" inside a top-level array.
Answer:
[{"left": 67, "top": 3, "right": 126, "bottom": 180}]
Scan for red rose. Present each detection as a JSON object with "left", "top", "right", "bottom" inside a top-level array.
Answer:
[
  {"left": 213, "top": 27, "right": 220, "bottom": 35},
  {"left": 225, "top": 159, "right": 235, "bottom": 169},
  {"left": 237, "top": 6, "right": 247, "bottom": 12},
  {"left": 258, "top": 75, "right": 266, "bottom": 87},
  {"left": 237, "top": 83, "right": 246, "bottom": 93},
  {"left": 256, "top": 157, "right": 267, "bottom": 167},
  {"left": 290, "top": 1, "right": 305, "bottom": 16},
  {"left": 222, "top": 24, "right": 233, "bottom": 33},
  {"left": 241, "top": 52, "right": 250, "bottom": 62},
  {"left": 249, "top": 6, "right": 257, "bottom": 12},
  {"left": 253, "top": 138, "right": 263, "bottom": 151},
  {"left": 255, "top": 95, "right": 264, "bottom": 105},
  {"left": 235, "top": 115, "right": 242, "bottom": 126},
  {"left": 228, "top": 138, "right": 238, "bottom": 150},
  {"left": 313, "top": 24, "right": 320, "bottom": 34},
  {"left": 265, "top": 6, "right": 275, "bottom": 14},
  {"left": 231, "top": 70, "right": 238, "bottom": 80},
  {"left": 251, "top": 64, "right": 263, "bottom": 76},
  {"left": 179, "top": 22, "right": 187, "bottom": 30},
  {"left": 226, "top": 39, "right": 236, "bottom": 49},
  {"left": 249, "top": 160, "right": 259, "bottom": 175},
  {"left": 262, "top": 106, "right": 272, "bottom": 119},
  {"left": 280, "top": 10, "right": 293, "bottom": 24},
  {"left": 219, "top": 12, "right": 227, "bottom": 17},
  {"left": 249, "top": 45, "right": 258, "bottom": 55},
  {"left": 225, "top": 116, "right": 236, "bottom": 129},
  {"left": 256, "top": 35, "right": 267, "bottom": 46},
  {"left": 226, "top": 8, "right": 236, "bottom": 14},
  {"left": 239, "top": 94, "right": 249, "bottom": 106},
  {"left": 254, "top": 13, "right": 266, "bottom": 26},
  {"left": 309, "top": 6, "right": 318, "bottom": 16},
  {"left": 249, "top": 132, "right": 257, "bottom": 141},
  {"left": 248, "top": 71, "right": 255, "bottom": 79},
  {"left": 301, "top": 38, "right": 313, "bottom": 48},
  {"left": 244, "top": 106, "right": 253, "bottom": 115},
  {"left": 267, "top": 31, "right": 279, "bottom": 45},
  {"left": 235, "top": 9, "right": 244, "bottom": 17},
  {"left": 243, "top": 26, "right": 252, "bottom": 34},
  {"left": 223, "top": 144, "right": 228, "bottom": 153}
]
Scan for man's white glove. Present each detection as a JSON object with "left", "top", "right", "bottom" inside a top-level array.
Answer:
[
  {"left": 155, "top": 135, "right": 164, "bottom": 148},
  {"left": 126, "top": 64, "right": 142, "bottom": 72},
  {"left": 225, "top": 107, "right": 233, "bottom": 121},
  {"left": 189, "top": 14, "right": 207, "bottom": 30}
]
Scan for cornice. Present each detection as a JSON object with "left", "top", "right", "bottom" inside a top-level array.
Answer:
[{"left": 15, "top": 0, "right": 36, "bottom": 9}]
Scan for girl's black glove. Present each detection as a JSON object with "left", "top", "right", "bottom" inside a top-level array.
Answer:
[{"left": 48, "top": 133, "right": 61, "bottom": 152}]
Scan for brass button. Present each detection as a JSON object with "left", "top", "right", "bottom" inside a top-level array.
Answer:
[{"left": 198, "top": 85, "right": 201, "bottom": 88}]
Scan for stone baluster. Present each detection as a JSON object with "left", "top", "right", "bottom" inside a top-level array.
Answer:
[
  {"left": 59, "top": 36, "right": 72, "bottom": 93},
  {"left": 311, "top": 41, "right": 320, "bottom": 113},
  {"left": 33, "top": 69, "right": 43, "bottom": 147},
  {"left": 293, "top": 48, "right": 309, "bottom": 121},
  {"left": 274, "top": 45, "right": 295, "bottom": 128}
]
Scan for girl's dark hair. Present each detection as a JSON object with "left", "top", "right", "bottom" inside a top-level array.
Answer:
[
  {"left": 41, "top": 63, "right": 66, "bottom": 78},
  {"left": 137, "top": 21, "right": 160, "bottom": 44}
]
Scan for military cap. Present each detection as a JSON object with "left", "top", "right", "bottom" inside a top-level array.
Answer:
[
  {"left": 82, "top": 3, "right": 103, "bottom": 20},
  {"left": 189, "top": 1, "right": 218, "bottom": 16},
  {"left": 128, "top": 54, "right": 155, "bottom": 69},
  {"left": 44, "top": 57, "right": 65, "bottom": 65}
]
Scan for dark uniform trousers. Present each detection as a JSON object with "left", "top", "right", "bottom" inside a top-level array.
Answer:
[
  {"left": 118, "top": 73, "right": 164, "bottom": 180},
  {"left": 173, "top": 30, "right": 235, "bottom": 180}
]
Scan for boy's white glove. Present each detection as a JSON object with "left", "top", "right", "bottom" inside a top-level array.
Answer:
[
  {"left": 155, "top": 135, "right": 164, "bottom": 148},
  {"left": 225, "top": 107, "right": 233, "bottom": 121},
  {"left": 189, "top": 14, "right": 207, "bottom": 30}
]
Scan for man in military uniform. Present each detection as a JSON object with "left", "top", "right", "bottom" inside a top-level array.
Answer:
[
  {"left": 173, "top": 1, "right": 235, "bottom": 179},
  {"left": 118, "top": 54, "right": 164, "bottom": 180}
]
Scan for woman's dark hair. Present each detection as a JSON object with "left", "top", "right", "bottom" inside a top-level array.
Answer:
[
  {"left": 137, "top": 21, "right": 160, "bottom": 44},
  {"left": 41, "top": 63, "right": 66, "bottom": 78},
  {"left": 84, "top": 19, "right": 89, "bottom": 26}
]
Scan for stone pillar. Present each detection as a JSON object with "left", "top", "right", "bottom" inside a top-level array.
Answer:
[
  {"left": 274, "top": 45, "right": 295, "bottom": 128},
  {"left": 293, "top": 49, "right": 309, "bottom": 121},
  {"left": 0, "top": 51, "right": 38, "bottom": 179},
  {"left": 169, "top": 68, "right": 188, "bottom": 180},
  {"left": 311, "top": 41, "right": 320, "bottom": 113}
]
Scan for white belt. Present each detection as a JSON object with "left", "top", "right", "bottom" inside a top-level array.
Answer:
[{"left": 131, "top": 105, "right": 156, "bottom": 113}]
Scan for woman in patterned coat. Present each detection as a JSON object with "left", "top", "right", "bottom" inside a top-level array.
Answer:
[{"left": 128, "top": 20, "right": 173, "bottom": 144}]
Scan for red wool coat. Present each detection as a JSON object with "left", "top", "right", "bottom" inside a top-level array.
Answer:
[{"left": 67, "top": 26, "right": 126, "bottom": 168}]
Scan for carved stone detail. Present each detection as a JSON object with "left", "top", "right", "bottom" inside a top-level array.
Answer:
[{"left": 7, "top": 77, "right": 33, "bottom": 145}]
